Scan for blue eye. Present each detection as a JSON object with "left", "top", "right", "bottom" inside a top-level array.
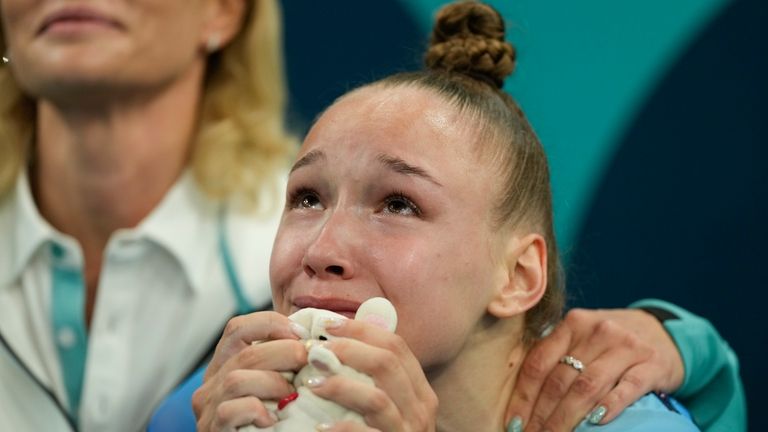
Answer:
[
  {"left": 289, "top": 188, "right": 323, "bottom": 210},
  {"left": 383, "top": 193, "right": 421, "bottom": 216}
]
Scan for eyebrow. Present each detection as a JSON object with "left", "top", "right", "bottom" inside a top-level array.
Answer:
[
  {"left": 376, "top": 154, "right": 443, "bottom": 187},
  {"left": 290, "top": 150, "right": 326, "bottom": 173}
]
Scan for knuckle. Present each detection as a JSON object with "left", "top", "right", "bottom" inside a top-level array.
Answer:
[
  {"left": 369, "top": 350, "right": 400, "bottom": 376},
  {"left": 541, "top": 373, "right": 568, "bottom": 399},
  {"left": 620, "top": 331, "right": 643, "bottom": 351},
  {"left": 425, "top": 389, "right": 439, "bottom": 414},
  {"left": 366, "top": 387, "right": 391, "bottom": 412},
  {"left": 411, "top": 409, "right": 432, "bottom": 431},
  {"left": 214, "top": 401, "right": 231, "bottom": 424},
  {"left": 288, "top": 342, "right": 307, "bottom": 365},
  {"left": 238, "top": 346, "right": 261, "bottom": 368},
  {"left": 565, "top": 308, "right": 591, "bottom": 326},
  {"left": 605, "top": 385, "right": 627, "bottom": 408},
  {"left": 641, "top": 344, "right": 658, "bottom": 360},
  {"left": 571, "top": 374, "right": 600, "bottom": 398},
  {"left": 594, "top": 318, "right": 619, "bottom": 338},
  {"left": 221, "top": 370, "right": 245, "bottom": 397},
  {"left": 382, "top": 334, "right": 411, "bottom": 359},
  {"left": 191, "top": 386, "right": 205, "bottom": 414},
  {"left": 621, "top": 372, "right": 646, "bottom": 392},
  {"left": 223, "top": 316, "right": 245, "bottom": 339},
  {"left": 527, "top": 412, "right": 546, "bottom": 431},
  {"left": 521, "top": 352, "right": 548, "bottom": 380},
  {"left": 542, "top": 409, "right": 568, "bottom": 431}
]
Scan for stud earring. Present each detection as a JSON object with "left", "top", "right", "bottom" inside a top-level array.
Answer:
[
  {"left": 2, "top": 53, "right": 10, "bottom": 64},
  {"left": 206, "top": 34, "right": 221, "bottom": 53}
]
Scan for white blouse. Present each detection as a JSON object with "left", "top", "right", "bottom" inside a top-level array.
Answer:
[{"left": 0, "top": 171, "right": 282, "bottom": 431}]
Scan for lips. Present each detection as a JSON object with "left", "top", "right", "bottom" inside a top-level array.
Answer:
[
  {"left": 292, "top": 296, "right": 363, "bottom": 316},
  {"left": 38, "top": 7, "right": 123, "bottom": 35}
]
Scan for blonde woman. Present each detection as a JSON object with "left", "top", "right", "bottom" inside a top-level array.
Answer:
[{"left": 0, "top": 0, "right": 294, "bottom": 430}]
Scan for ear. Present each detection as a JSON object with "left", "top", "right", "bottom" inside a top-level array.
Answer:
[
  {"left": 487, "top": 233, "right": 547, "bottom": 319},
  {"left": 201, "top": 0, "right": 247, "bottom": 53}
]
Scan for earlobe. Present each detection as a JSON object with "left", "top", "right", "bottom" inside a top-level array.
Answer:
[
  {"left": 487, "top": 233, "right": 547, "bottom": 319},
  {"left": 201, "top": 0, "right": 247, "bottom": 53}
]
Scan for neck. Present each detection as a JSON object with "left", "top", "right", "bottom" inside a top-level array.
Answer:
[
  {"left": 31, "top": 62, "right": 205, "bottom": 323},
  {"left": 429, "top": 316, "right": 528, "bottom": 432}
]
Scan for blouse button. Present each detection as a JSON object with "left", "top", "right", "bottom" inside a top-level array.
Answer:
[{"left": 56, "top": 326, "right": 77, "bottom": 349}]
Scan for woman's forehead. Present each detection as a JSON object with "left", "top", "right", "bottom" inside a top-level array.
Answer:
[{"left": 308, "top": 85, "right": 474, "bottom": 149}]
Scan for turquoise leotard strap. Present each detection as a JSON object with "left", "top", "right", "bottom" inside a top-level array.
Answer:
[{"left": 217, "top": 207, "right": 252, "bottom": 316}]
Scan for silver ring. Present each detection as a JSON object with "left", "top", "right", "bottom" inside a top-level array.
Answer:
[{"left": 560, "top": 355, "right": 585, "bottom": 373}]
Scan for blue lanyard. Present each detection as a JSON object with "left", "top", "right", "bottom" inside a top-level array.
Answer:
[
  {"left": 217, "top": 207, "right": 253, "bottom": 316},
  {"left": 50, "top": 207, "right": 251, "bottom": 424},
  {"left": 50, "top": 243, "right": 87, "bottom": 424}
]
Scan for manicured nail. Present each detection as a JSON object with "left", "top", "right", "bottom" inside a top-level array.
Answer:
[
  {"left": 290, "top": 322, "right": 309, "bottom": 339},
  {"left": 320, "top": 317, "right": 345, "bottom": 329},
  {"left": 306, "top": 376, "right": 326, "bottom": 387},
  {"left": 587, "top": 405, "right": 607, "bottom": 424},
  {"left": 316, "top": 422, "right": 334, "bottom": 431},
  {"left": 507, "top": 415, "right": 523, "bottom": 432}
]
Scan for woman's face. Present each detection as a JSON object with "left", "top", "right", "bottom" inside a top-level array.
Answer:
[
  {"left": 270, "top": 85, "right": 511, "bottom": 369},
  {"left": 1, "top": 0, "right": 222, "bottom": 98}
]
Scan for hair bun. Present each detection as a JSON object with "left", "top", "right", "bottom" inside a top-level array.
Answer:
[{"left": 425, "top": 1, "right": 516, "bottom": 88}]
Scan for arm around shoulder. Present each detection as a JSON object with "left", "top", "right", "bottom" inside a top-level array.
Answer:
[{"left": 629, "top": 299, "right": 746, "bottom": 432}]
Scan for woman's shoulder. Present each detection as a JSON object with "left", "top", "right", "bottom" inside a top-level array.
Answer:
[{"left": 574, "top": 393, "right": 700, "bottom": 432}]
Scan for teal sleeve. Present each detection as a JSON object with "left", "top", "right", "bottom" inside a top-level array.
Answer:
[{"left": 629, "top": 299, "right": 746, "bottom": 432}]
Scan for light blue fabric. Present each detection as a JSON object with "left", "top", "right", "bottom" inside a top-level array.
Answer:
[
  {"left": 50, "top": 242, "right": 87, "bottom": 424},
  {"left": 574, "top": 393, "right": 699, "bottom": 431},
  {"left": 154, "top": 378, "right": 699, "bottom": 432},
  {"left": 147, "top": 367, "right": 205, "bottom": 432},
  {"left": 218, "top": 208, "right": 252, "bottom": 316}
]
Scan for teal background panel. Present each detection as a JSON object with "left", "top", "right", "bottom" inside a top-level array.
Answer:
[{"left": 398, "top": 0, "right": 730, "bottom": 250}]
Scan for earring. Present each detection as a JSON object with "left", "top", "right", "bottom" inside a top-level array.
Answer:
[
  {"left": 2, "top": 53, "right": 10, "bottom": 64},
  {"left": 206, "top": 34, "right": 221, "bottom": 53}
]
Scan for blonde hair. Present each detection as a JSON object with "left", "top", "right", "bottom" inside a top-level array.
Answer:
[{"left": 0, "top": 0, "right": 296, "bottom": 208}]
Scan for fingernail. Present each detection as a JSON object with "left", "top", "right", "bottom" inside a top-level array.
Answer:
[
  {"left": 321, "top": 317, "right": 345, "bottom": 329},
  {"left": 316, "top": 422, "right": 334, "bottom": 431},
  {"left": 362, "top": 313, "right": 390, "bottom": 329},
  {"left": 306, "top": 375, "right": 326, "bottom": 387},
  {"left": 587, "top": 405, "right": 607, "bottom": 424},
  {"left": 290, "top": 322, "right": 309, "bottom": 339},
  {"left": 507, "top": 415, "right": 523, "bottom": 432}
]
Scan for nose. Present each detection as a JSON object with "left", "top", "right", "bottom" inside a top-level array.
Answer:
[{"left": 302, "top": 211, "right": 357, "bottom": 280}]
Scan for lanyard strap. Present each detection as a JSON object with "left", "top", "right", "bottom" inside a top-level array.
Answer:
[
  {"left": 217, "top": 206, "right": 253, "bottom": 316},
  {"left": 48, "top": 207, "right": 251, "bottom": 426},
  {"left": 50, "top": 243, "right": 87, "bottom": 424}
]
